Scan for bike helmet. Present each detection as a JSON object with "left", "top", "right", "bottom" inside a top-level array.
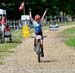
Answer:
[{"left": 34, "top": 14, "right": 41, "bottom": 21}]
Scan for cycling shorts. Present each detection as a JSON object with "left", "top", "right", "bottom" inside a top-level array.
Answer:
[{"left": 35, "top": 31, "right": 43, "bottom": 40}]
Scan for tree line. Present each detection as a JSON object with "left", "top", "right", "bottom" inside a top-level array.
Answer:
[{"left": 0, "top": 0, "right": 75, "bottom": 20}]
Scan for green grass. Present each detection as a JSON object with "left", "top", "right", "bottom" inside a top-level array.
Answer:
[
  {"left": 65, "top": 38, "right": 75, "bottom": 47},
  {"left": 0, "top": 43, "right": 19, "bottom": 51},
  {"left": 60, "top": 26, "right": 75, "bottom": 48},
  {"left": 0, "top": 29, "right": 23, "bottom": 64}
]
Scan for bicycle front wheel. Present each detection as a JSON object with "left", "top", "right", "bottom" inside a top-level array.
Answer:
[{"left": 36, "top": 43, "right": 41, "bottom": 63}]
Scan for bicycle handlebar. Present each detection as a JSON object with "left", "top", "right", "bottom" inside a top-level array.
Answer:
[{"left": 30, "top": 35, "right": 47, "bottom": 38}]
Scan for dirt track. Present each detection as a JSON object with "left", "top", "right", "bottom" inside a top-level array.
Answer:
[{"left": 0, "top": 25, "right": 75, "bottom": 73}]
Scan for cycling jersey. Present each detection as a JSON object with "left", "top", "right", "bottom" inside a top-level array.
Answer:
[{"left": 33, "top": 21, "right": 42, "bottom": 33}]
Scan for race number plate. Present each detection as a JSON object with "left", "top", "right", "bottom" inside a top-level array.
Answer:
[{"left": 36, "top": 35, "right": 41, "bottom": 40}]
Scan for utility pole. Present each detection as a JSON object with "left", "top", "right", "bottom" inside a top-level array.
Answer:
[{"left": 23, "top": 0, "right": 25, "bottom": 15}]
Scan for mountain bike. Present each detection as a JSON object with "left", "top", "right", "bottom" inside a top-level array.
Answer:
[{"left": 31, "top": 35, "right": 46, "bottom": 63}]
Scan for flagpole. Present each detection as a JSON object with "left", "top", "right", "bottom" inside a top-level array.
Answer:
[{"left": 23, "top": 0, "right": 25, "bottom": 15}]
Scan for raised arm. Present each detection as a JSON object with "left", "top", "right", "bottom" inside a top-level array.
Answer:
[
  {"left": 29, "top": 9, "right": 34, "bottom": 22},
  {"left": 41, "top": 8, "right": 48, "bottom": 21}
]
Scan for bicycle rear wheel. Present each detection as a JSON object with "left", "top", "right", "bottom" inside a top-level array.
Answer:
[{"left": 36, "top": 43, "right": 41, "bottom": 63}]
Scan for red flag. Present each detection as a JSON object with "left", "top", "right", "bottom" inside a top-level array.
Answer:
[{"left": 19, "top": 1, "right": 24, "bottom": 11}]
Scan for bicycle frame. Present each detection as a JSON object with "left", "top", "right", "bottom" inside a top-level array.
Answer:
[
  {"left": 35, "top": 35, "right": 42, "bottom": 62},
  {"left": 30, "top": 35, "right": 47, "bottom": 63}
]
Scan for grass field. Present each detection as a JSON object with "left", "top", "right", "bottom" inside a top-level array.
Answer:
[
  {"left": 60, "top": 26, "right": 75, "bottom": 48},
  {"left": 0, "top": 29, "right": 23, "bottom": 64}
]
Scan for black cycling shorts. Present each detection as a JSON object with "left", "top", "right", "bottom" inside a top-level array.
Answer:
[{"left": 35, "top": 31, "right": 43, "bottom": 40}]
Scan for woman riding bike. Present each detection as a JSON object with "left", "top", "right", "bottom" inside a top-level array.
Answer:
[{"left": 29, "top": 9, "right": 48, "bottom": 57}]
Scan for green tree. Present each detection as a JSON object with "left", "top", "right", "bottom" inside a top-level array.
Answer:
[{"left": 0, "top": 0, "right": 75, "bottom": 19}]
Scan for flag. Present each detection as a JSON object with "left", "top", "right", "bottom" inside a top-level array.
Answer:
[{"left": 19, "top": 1, "right": 24, "bottom": 11}]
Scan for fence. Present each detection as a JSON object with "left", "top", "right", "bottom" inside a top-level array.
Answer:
[
  {"left": 7, "top": 16, "right": 75, "bottom": 30},
  {"left": 7, "top": 20, "right": 33, "bottom": 30},
  {"left": 47, "top": 16, "right": 75, "bottom": 23},
  {"left": 7, "top": 20, "right": 18, "bottom": 30},
  {"left": 7, "top": 20, "right": 20, "bottom": 30}
]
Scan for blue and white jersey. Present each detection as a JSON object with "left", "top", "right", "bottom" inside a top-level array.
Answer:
[{"left": 33, "top": 21, "right": 42, "bottom": 33}]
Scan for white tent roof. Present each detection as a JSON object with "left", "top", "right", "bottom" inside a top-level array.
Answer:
[
  {"left": 21, "top": 15, "right": 30, "bottom": 20},
  {"left": 0, "top": 9, "right": 6, "bottom": 15}
]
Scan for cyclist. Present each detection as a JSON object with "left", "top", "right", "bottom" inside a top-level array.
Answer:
[{"left": 29, "top": 9, "right": 48, "bottom": 57}]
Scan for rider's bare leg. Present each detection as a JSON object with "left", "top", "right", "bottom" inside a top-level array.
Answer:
[
  {"left": 34, "top": 38, "right": 36, "bottom": 51},
  {"left": 40, "top": 40, "right": 44, "bottom": 57}
]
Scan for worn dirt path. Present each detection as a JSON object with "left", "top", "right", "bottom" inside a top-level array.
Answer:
[{"left": 0, "top": 25, "right": 75, "bottom": 73}]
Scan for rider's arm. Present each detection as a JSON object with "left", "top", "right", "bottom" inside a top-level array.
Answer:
[
  {"left": 41, "top": 8, "right": 48, "bottom": 21},
  {"left": 29, "top": 9, "right": 34, "bottom": 22}
]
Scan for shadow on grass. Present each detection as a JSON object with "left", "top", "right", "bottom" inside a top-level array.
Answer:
[
  {"left": 10, "top": 41, "right": 22, "bottom": 43},
  {"left": 0, "top": 41, "right": 22, "bottom": 44},
  {"left": 0, "top": 51, "right": 15, "bottom": 53},
  {"left": 4, "top": 41, "right": 22, "bottom": 44}
]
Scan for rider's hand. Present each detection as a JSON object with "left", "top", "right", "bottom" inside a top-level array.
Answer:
[
  {"left": 29, "top": 8, "right": 31, "bottom": 12},
  {"left": 46, "top": 8, "right": 48, "bottom": 12}
]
